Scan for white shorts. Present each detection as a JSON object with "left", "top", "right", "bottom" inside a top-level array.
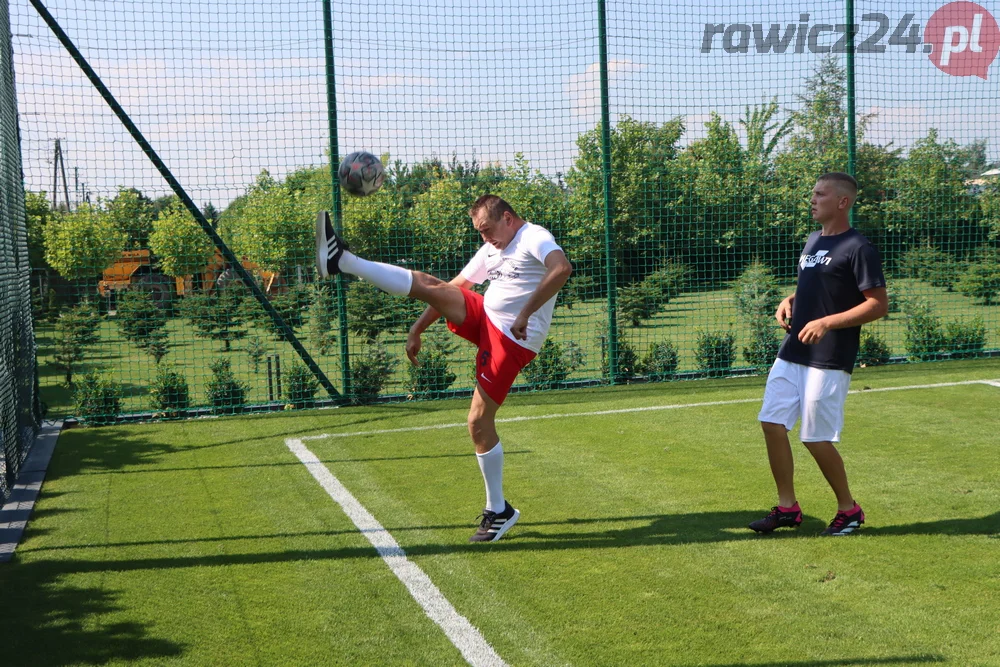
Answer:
[{"left": 758, "top": 359, "right": 852, "bottom": 443}]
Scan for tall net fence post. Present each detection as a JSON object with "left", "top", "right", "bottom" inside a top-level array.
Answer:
[
  {"left": 0, "top": 0, "right": 40, "bottom": 501},
  {"left": 322, "top": 0, "right": 352, "bottom": 400}
]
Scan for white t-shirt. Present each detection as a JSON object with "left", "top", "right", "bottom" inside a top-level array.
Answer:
[{"left": 460, "top": 222, "right": 563, "bottom": 353}]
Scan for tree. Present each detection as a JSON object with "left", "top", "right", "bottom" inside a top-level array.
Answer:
[
  {"left": 202, "top": 202, "right": 220, "bottom": 228},
  {"left": 182, "top": 284, "right": 248, "bottom": 351},
  {"left": 490, "top": 154, "right": 569, "bottom": 233},
  {"left": 116, "top": 289, "right": 170, "bottom": 361},
  {"left": 104, "top": 187, "right": 155, "bottom": 249},
  {"left": 43, "top": 203, "right": 127, "bottom": 280},
  {"left": 24, "top": 191, "right": 53, "bottom": 269},
  {"left": 223, "top": 170, "right": 312, "bottom": 272},
  {"left": 308, "top": 281, "right": 338, "bottom": 356},
  {"left": 148, "top": 198, "right": 215, "bottom": 278},
  {"left": 408, "top": 177, "right": 475, "bottom": 277},
  {"left": 566, "top": 115, "right": 684, "bottom": 283},
  {"left": 885, "top": 129, "right": 982, "bottom": 254},
  {"left": 51, "top": 301, "right": 101, "bottom": 384}
]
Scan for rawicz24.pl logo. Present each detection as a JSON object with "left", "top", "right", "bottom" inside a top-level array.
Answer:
[{"left": 701, "top": 1, "right": 1000, "bottom": 79}]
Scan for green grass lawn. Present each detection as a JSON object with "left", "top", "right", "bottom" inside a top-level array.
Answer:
[
  {"left": 34, "top": 278, "right": 999, "bottom": 423},
  {"left": 4, "top": 359, "right": 999, "bottom": 665}
]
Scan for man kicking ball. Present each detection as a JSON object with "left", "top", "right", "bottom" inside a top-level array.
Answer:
[{"left": 317, "top": 195, "right": 572, "bottom": 542}]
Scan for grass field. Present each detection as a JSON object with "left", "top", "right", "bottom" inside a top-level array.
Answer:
[
  {"left": 3, "top": 358, "right": 998, "bottom": 666},
  {"left": 34, "top": 277, "right": 1000, "bottom": 420}
]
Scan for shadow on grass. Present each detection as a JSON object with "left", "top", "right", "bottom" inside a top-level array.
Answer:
[
  {"left": 0, "top": 565, "right": 185, "bottom": 665},
  {"left": 71, "top": 449, "right": 533, "bottom": 476},
  {"left": 20, "top": 511, "right": 997, "bottom": 576},
  {"left": 44, "top": 429, "right": 181, "bottom": 482},
  {"left": 681, "top": 656, "right": 946, "bottom": 667}
]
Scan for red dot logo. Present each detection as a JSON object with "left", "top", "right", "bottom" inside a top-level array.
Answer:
[{"left": 925, "top": 2, "right": 1000, "bottom": 79}]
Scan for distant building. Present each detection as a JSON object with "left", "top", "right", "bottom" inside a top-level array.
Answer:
[{"left": 967, "top": 168, "right": 1000, "bottom": 195}]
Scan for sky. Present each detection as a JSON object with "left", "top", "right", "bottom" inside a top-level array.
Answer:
[{"left": 8, "top": 0, "right": 1000, "bottom": 210}]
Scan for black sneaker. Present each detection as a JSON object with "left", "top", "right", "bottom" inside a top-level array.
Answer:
[
  {"left": 820, "top": 505, "right": 865, "bottom": 536},
  {"left": 749, "top": 505, "right": 803, "bottom": 533},
  {"left": 469, "top": 501, "right": 520, "bottom": 543},
  {"left": 315, "top": 210, "right": 349, "bottom": 278}
]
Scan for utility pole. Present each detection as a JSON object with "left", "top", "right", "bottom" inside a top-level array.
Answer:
[{"left": 51, "top": 138, "right": 71, "bottom": 211}]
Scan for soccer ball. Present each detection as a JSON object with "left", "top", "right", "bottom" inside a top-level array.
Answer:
[{"left": 338, "top": 151, "right": 385, "bottom": 197}]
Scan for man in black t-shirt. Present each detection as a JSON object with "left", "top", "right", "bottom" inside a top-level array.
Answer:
[{"left": 750, "top": 172, "right": 888, "bottom": 537}]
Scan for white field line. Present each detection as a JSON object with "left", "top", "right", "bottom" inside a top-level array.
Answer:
[
  {"left": 285, "top": 438, "right": 507, "bottom": 667},
  {"left": 302, "top": 378, "right": 1000, "bottom": 442}
]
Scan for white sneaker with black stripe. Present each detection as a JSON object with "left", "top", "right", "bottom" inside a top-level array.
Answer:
[
  {"left": 315, "top": 210, "right": 349, "bottom": 278},
  {"left": 469, "top": 501, "right": 520, "bottom": 543}
]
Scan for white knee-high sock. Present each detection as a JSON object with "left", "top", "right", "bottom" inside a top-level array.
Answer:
[
  {"left": 339, "top": 251, "right": 413, "bottom": 297},
  {"left": 476, "top": 442, "right": 505, "bottom": 513}
]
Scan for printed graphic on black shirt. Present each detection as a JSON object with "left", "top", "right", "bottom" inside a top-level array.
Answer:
[{"left": 778, "top": 229, "right": 885, "bottom": 373}]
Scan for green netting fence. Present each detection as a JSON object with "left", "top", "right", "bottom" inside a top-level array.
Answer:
[
  {"left": 6, "top": 0, "right": 1000, "bottom": 427},
  {"left": 1, "top": 0, "right": 39, "bottom": 502}
]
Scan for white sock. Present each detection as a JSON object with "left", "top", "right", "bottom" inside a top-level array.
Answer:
[
  {"left": 476, "top": 442, "right": 505, "bottom": 513},
  {"left": 339, "top": 251, "right": 413, "bottom": 296}
]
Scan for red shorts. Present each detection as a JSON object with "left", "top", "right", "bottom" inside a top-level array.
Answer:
[{"left": 447, "top": 288, "right": 536, "bottom": 405}]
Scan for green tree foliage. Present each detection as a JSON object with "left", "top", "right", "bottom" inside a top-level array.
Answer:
[
  {"left": 73, "top": 371, "right": 123, "bottom": 426},
  {"left": 24, "top": 190, "right": 53, "bottom": 269},
  {"left": 945, "top": 317, "right": 988, "bottom": 358},
  {"left": 857, "top": 329, "right": 892, "bottom": 366},
  {"left": 639, "top": 340, "right": 679, "bottom": 380},
  {"left": 283, "top": 362, "right": 321, "bottom": 409},
  {"left": 346, "top": 279, "right": 422, "bottom": 341},
  {"left": 567, "top": 115, "right": 683, "bottom": 282},
  {"left": 182, "top": 284, "right": 247, "bottom": 351},
  {"left": 521, "top": 337, "right": 584, "bottom": 389},
  {"left": 116, "top": 289, "right": 169, "bottom": 362},
  {"left": 44, "top": 203, "right": 127, "bottom": 280},
  {"left": 886, "top": 129, "right": 982, "bottom": 253},
  {"left": 743, "top": 320, "right": 782, "bottom": 368},
  {"left": 104, "top": 187, "right": 155, "bottom": 249},
  {"left": 150, "top": 364, "right": 190, "bottom": 413},
  {"left": 222, "top": 170, "right": 312, "bottom": 272},
  {"left": 308, "top": 282, "right": 338, "bottom": 356},
  {"left": 407, "top": 330, "right": 458, "bottom": 397},
  {"left": 897, "top": 241, "right": 963, "bottom": 291},
  {"left": 149, "top": 198, "right": 215, "bottom": 277},
  {"left": 490, "top": 153, "right": 569, "bottom": 231},
  {"left": 409, "top": 177, "right": 474, "bottom": 277},
  {"left": 733, "top": 260, "right": 782, "bottom": 321},
  {"left": 695, "top": 330, "right": 736, "bottom": 376},
  {"left": 206, "top": 358, "right": 248, "bottom": 414},
  {"left": 51, "top": 301, "right": 101, "bottom": 385},
  {"left": 904, "top": 299, "right": 947, "bottom": 361},
  {"left": 351, "top": 339, "right": 398, "bottom": 405},
  {"left": 955, "top": 258, "right": 1000, "bottom": 305}
]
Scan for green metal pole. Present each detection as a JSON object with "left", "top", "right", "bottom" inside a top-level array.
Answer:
[
  {"left": 322, "top": 0, "right": 353, "bottom": 399},
  {"left": 845, "top": 0, "right": 857, "bottom": 225},
  {"left": 28, "top": 0, "right": 342, "bottom": 401},
  {"left": 597, "top": 0, "right": 618, "bottom": 383}
]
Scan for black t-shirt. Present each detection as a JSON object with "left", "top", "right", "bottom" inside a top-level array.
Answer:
[{"left": 777, "top": 228, "right": 885, "bottom": 373}]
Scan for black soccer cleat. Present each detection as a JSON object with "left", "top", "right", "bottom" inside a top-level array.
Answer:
[
  {"left": 749, "top": 505, "right": 803, "bottom": 534},
  {"left": 315, "top": 210, "right": 349, "bottom": 278},
  {"left": 469, "top": 501, "right": 520, "bottom": 543},
  {"left": 820, "top": 505, "right": 865, "bottom": 536}
]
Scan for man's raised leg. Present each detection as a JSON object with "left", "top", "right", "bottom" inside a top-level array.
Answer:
[{"left": 317, "top": 211, "right": 467, "bottom": 324}]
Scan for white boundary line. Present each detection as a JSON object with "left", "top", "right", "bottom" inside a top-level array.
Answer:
[
  {"left": 303, "top": 378, "right": 1000, "bottom": 442},
  {"left": 285, "top": 438, "right": 507, "bottom": 667}
]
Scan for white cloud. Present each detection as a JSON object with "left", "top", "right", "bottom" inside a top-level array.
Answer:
[{"left": 565, "top": 59, "right": 644, "bottom": 120}]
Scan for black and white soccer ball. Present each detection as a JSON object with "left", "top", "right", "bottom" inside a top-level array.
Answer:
[{"left": 338, "top": 151, "right": 385, "bottom": 197}]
